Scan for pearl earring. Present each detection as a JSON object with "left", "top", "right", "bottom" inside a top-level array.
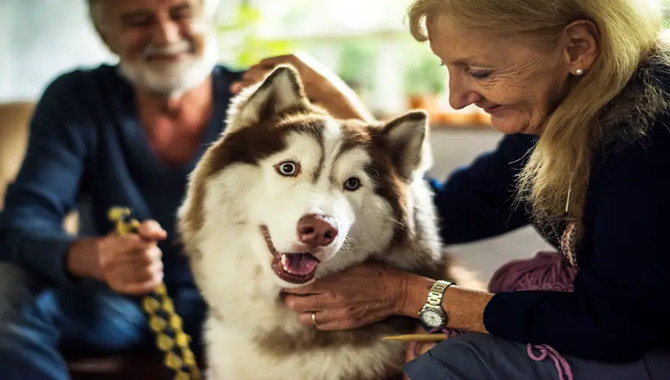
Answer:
[{"left": 575, "top": 69, "right": 584, "bottom": 76}]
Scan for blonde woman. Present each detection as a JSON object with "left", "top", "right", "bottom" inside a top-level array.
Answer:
[{"left": 234, "top": 0, "right": 670, "bottom": 378}]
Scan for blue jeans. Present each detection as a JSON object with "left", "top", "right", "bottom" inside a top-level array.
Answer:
[
  {"left": 404, "top": 333, "right": 670, "bottom": 380},
  {"left": 0, "top": 262, "right": 205, "bottom": 380}
]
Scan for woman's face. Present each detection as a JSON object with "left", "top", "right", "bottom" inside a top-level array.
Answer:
[{"left": 427, "top": 14, "right": 572, "bottom": 134}]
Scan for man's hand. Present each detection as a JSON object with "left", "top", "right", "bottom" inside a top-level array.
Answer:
[
  {"left": 230, "top": 53, "right": 375, "bottom": 122},
  {"left": 67, "top": 220, "right": 166, "bottom": 295}
]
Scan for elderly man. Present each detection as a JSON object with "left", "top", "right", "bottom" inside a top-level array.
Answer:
[{"left": 0, "top": 0, "right": 239, "bottom": 378}]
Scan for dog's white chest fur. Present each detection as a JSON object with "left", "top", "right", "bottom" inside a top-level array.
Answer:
[{"left": 197, "top": 230, "right": 405, "bottom": 380}]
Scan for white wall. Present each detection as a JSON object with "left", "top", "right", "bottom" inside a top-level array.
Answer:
[
  {"left": 0, "top": 0, "right": 115, "bottom": 102},
  {"left": 0, "top": 0, "right": 415, "bottom": 116}
]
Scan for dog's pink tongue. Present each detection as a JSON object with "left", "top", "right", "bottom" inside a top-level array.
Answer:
[{"left": 285, "top": 253, "right": 318, "bottom": 275}]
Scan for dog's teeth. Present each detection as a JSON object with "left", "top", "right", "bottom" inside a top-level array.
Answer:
[{"left": 281, "top": 254, "right": 290, "bottom": 273}]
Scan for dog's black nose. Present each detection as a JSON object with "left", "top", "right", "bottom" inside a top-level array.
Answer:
[{"left": 297, "top": 214, "right": 338, "bottom": 247}]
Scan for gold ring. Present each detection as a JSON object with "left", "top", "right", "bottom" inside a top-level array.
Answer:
[{"left": 311, "top": 312, "right": 318, "bottom": 326}]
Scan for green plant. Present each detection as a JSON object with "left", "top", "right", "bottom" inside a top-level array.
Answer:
[
  {"left": 217, "top": 5, "right": 296, "bottom": 70},
  {"left": 336, "top": 40, "right": 377, "bottom": 92},
  {"left": 403, "top": 50, "right": 446, "bottom": 96}
]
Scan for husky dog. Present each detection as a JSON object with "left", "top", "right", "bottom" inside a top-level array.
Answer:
[{"left": 178, "top": 66, "right": 451, "bottom": 380}]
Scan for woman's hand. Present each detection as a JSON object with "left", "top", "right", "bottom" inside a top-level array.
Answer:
[
  {"left": 282, "top": 263, "right": 421, "bottom": 330},
  {"left": 283, "top": 259, "right": 493, "bottom": 334},
  {"left": 402, "top": 325, "right": 438, "bottom": 380},
  {"left": 230, "top": 53, "right": 375, "bottom": 122}
]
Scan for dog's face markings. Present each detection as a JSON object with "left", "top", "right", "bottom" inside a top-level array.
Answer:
[
  {"left": 186, "top": 65, "right": 430, "bottom": 288},
  {"left": 247, "top": 118, "right": 385, "bottom": 287}
]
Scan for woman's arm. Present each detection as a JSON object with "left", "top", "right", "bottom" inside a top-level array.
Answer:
[
  {"left": 482, "top": 120, "right": 670, "bottom": 362},
  {"left": 432, "top": 133, "right": 537, "bottom": 245},
  {"left": 400, "top": 275, "right": 492, "bottom": 334},
  {"left": 283, "top": 263, "right": 492, "bottom": 334}
]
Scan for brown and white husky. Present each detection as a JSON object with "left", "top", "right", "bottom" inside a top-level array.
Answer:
[{"left": 178, "top": 66, "right": 453, "bottom": 379}]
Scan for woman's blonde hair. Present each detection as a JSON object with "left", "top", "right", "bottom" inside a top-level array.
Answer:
[{"left": 408, "top": 0, "right": 662, "bottom": 227}]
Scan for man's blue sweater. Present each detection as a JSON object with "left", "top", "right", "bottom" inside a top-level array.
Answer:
[{"left": 0, "top": 64, "right": 240, "bottom": 287}]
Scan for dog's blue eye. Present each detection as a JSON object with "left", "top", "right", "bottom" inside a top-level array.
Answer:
[
  {"left": 275, "top": 161, "right": 300, "bottom": 177},
  {"left": 343, "top": 177, "right": 361, "bottom": 191}
]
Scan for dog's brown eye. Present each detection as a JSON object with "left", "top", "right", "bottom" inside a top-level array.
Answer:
[
  {"left": 343, "top": 177, "right": 361, "bottom": 191},
  {"left": 275, "top": 161, "right": 300, "bottom": 177}
]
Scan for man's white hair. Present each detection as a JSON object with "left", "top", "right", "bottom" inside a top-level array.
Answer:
[{"left": 87, "top": 0, "right": 221, "bottom": 30}]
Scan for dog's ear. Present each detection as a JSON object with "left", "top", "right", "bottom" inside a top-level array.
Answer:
[
  {"left": 382, "top": 110, "right": 431, "bottom": 180},
  {"left": 227, "top": 65, "right": 307, "bottom": 133}
]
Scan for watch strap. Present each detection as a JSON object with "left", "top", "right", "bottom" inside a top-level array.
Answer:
[{"left": 425, "top": 280, "right": 453, "bottom": 308}]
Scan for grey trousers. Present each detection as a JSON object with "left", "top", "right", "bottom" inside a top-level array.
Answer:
[{"left": 403, "top": 333, "right": 670, "bottom": 380}]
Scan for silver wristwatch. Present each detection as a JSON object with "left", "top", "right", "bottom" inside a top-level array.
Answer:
[{"left": 418, "top": 280, "right": 454, "bottom": 328}]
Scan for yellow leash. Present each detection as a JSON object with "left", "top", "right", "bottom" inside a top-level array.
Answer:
[{"left": 108, "top": 207, "right": 201, "bottom": 380}]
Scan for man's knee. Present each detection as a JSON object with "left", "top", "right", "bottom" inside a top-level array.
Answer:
[
  {"left": 0, "top": 262, "right": 62, "bottom": 361},
  {"left": 404, "top": 334, "right": 493, "bottom": 379},
  {"left": 430, "top": 333, "right": 495, "bottom": 360},
  {"left": 0, "top": 262, "right": 44, "bottom": 321},
  {"left": 405, "top": 333, "right": 515, "bottom": 380}
]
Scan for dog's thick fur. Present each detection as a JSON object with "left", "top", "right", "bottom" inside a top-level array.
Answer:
[{"left": 178, "top": 66, "right": 452, "bottom": 379}]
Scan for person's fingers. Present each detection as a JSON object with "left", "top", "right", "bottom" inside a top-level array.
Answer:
[
  {"left": 282, "top": 272, "right": 346, "bottom": 294},
  {"left": 118, "top": 257, "right": 162, "bottom": 282},
  {"left": 151, "top": 260, "right": 164, "bottom": 280},
  {"left": 230, "top": 81, "right": 243, "bottom": 94},
  {"left": 296, "top": 307, "right": 388, "bottom": 331},
  {"left": 113, "top": 260, "right": 163, "bottom": 294},
  {"left": 282, "top": 283, "right": 321, "bottom": 295},
  {"left": 241, "top": 67, "right": 271, "bottom": 83},
  {"left": 99, "top": 235, "right": 142, "bottom": 268},
  {"left": 306, "top": 316, "right": 357, "bottom": 331},
  {"left": 416, "top": 341, "right": 437, "bottom": 356},
  {"left": 113, "top": 241, "right": 161, "bottom": 263},
  {"left": 137, "top": 220, "right": 166, "bottom": 241},
  {"left": 105, "top": 232, "right": 141, "bottom": 250},
  {"left": 136, "top": 245, "right": 162, "bottom": 265},
  {"left": 284, "top": 294, "right": 319, "bottom": 312},
  {"left": 296, "top": 310, "right": 347, "bottom": 328},
  {"left": 229, "top": 53, "right": 317, "bottom": 95},
  {"left": 298, "top": 311, "right": 318, "bottom": 326},
  {"left": 258, "top": 54, "right": 299, "bottom": 68},
  {"left": 121, "top": 277, "right": 163, "bottom": 296},
  {"left": 230, "top": 79, "right": 260, "bottom": 94},
  {"left": 230, "top": 67, "right": 275, "bottom": 94},
  {"left": 104, "top": 243, "right": 163, "bottom": 289},
  {"left": 283, "top": 292, "right": 339, "bottom": 312}
]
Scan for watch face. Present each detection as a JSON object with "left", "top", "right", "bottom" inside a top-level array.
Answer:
[{"left": 420, "top": 309, "right": 445, "bottom": 327}]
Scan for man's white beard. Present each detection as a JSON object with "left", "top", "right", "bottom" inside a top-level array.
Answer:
[{"left": 119, "top": 29, "right": 219, "bottom": 97}]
